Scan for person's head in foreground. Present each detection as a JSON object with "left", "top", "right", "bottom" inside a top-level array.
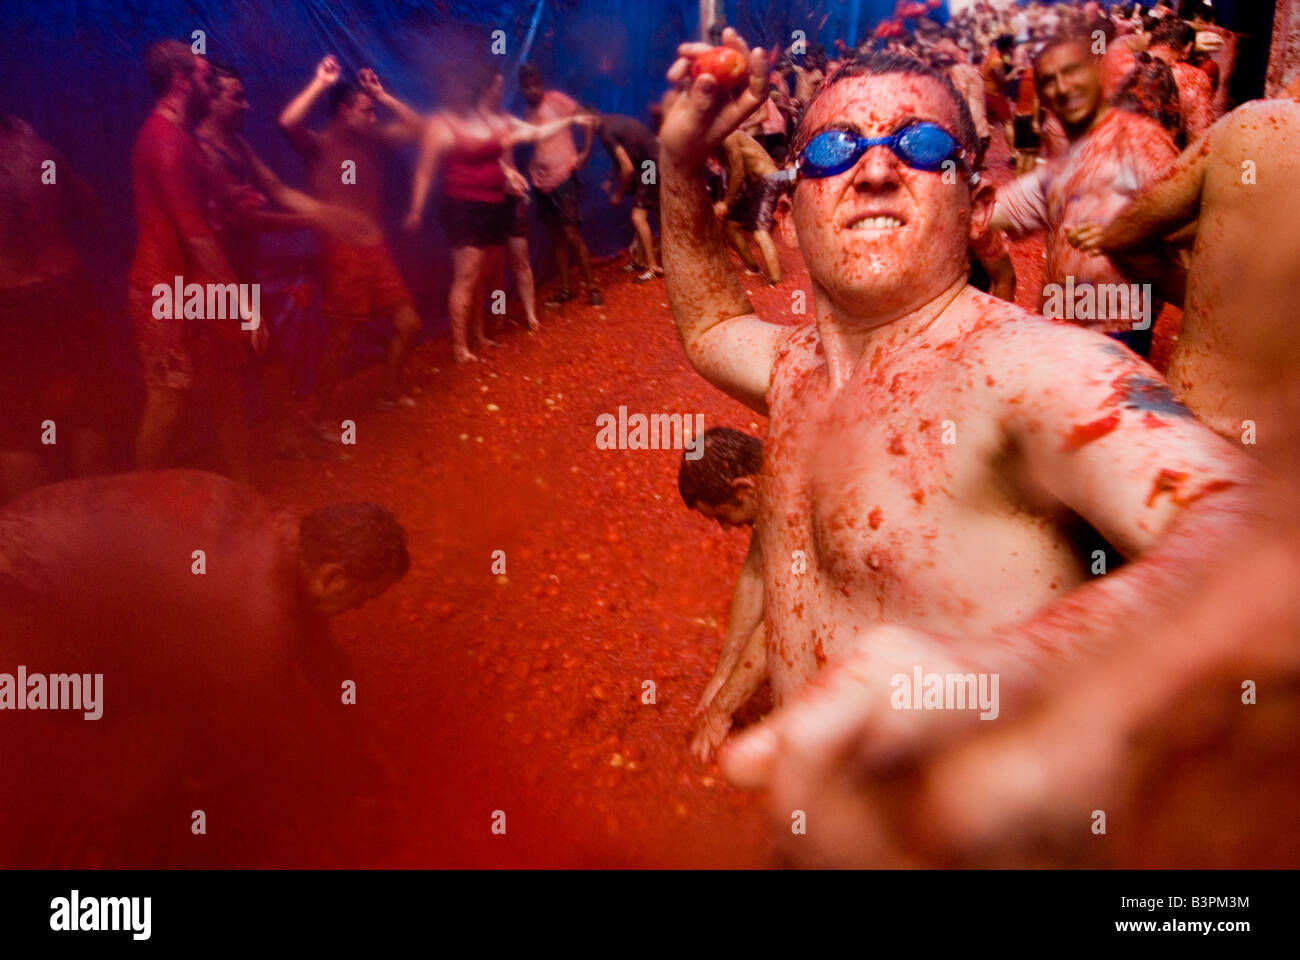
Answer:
[
  {"left": 678, "top": 427, "right": 762, "bottom": 530},
  {"left": 784, "top": 51, "right": 990, "bottom": 320},
  {"left": 298, "top": 503, "right": 409, "bottom": 616}
]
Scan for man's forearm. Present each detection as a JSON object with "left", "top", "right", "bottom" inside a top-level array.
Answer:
[
  {"left": 376, "top": 90, "right": 421, "bottom": 131},
  {"left": 280, "top": 78, "right": 328, "bottom": 130},
  {"left": 703, "top": 624, "right": 766, "bottom": 725}
]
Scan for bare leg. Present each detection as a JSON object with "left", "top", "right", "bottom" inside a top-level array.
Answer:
[
  {"left": 725, "top": 222, "right": 760, "bottom": 271},
  {"left": 563, "top": 223, "right": 597, "bottom": 290},
  {"left": 507, "top": 236, "right": 539, "bottom": 330},
  {"left": 381, "top": 303, "right": 421, "bottom": 401},
  {"left": 631, "top": 207, "right": 662, "bottom": 274},
  {"left": 549, "top": 225, "right": 572, "bottom": 293},
  {"left": 0, "top": 452, "right": 46, "bottom": 505},
  {"left": 448, "top": 246, "right": 483, "bottom": 363},
  {"left": 753, "top": 229, "right": 782, "bottom": 285},
  {"left": 470, "top": 247, "right": 501, "bottom": 351},
  {"left": 313, "top": 315, "right": 351, "bottom": 420},
  {"left": 135, "top": 386, "right": 185, "bottom": 469}
]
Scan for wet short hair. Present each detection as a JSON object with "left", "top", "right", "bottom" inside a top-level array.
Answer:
[
  {"left": 1149, "top": 16, "right": 1195, "bottom": 51},
  {"left": 793, "top": 51, "right": 983, "bottom": 172},
  {"left": 678, "top": 427, "right": 763, "bottom": 508},
  {"left": 328, "top": 81, "right": 362, "bottom": 116},
  {"left": 143, "top": 39, "right": 195, "bottom": 96},
  {"left": 299, "top": 503, "right": 410, "bottom": 583},
  {"left": 1113, "top": 53, "right": 1183, "bottom": 140}
]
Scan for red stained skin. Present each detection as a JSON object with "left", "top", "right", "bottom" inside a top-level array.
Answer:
[
  {"left": 1146, "top": 468, "right": 1189, "bottom": 507},
  {"left": 1061, "top": 411, "right": 1122, "bottom": 451},
  {"left": 868, "top": 506, "right": 884, "bottom": 529}
]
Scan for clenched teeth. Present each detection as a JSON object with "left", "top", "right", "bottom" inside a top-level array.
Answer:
[{"left": 850, "top": 216, "right": 903, "bottom": 230}]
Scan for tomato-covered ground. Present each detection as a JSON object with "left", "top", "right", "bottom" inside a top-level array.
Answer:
[{"left": 250, "top": 137, "right": 1178, "bottom": 867}]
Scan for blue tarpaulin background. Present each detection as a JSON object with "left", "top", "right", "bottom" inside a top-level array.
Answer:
[{"left": 0, "top": 0, "right": 923, "bottom": 361}]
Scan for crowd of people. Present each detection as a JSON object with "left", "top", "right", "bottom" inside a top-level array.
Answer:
[
  {"left": 670, "top": 0, "right": 1299, "bottom": 866},
  {"left": 2, "top": 0, "right": 1298, "bottom": 867}
]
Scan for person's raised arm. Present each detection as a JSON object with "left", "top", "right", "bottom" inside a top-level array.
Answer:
[
  {"left": 357, "top": 68, "right": 423, "bottom": 143},
  {"left": 660, "top": 28, "right": 786, "bottom": 414},
  {"left": 698, "top": 530, "right": 764, "bottom": 712},
  {"left": 404, "top": 115, "right": 451, "bottom": 232},
  {"left": 715, "top": 132, "right": 746, "bottom": 216},
  {"left": 1098, "top": 125, "right": 1209, "bottom": 256},
  {"left": 279, "top": 56, "right": 338, "bottom": 153}
]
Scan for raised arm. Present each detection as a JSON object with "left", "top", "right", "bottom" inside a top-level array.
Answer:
[
  {"left": 357, "top": 68, "right": 423, "bottom": 143},
  {"left": 660, "top": 28, "right": 787, "bottom": 414},
  {"left": 279, "top": 56, "right": 338, "bottom": 153}
]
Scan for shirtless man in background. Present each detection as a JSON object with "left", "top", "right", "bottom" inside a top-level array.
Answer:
[
  {"left": 678, "top": 428, "right": 767, "bottom": 762},
  {"left": 1075, "top": 93, "right": 1300, "bottom": 442},
  {"left": 991, "top": 32, "right": 1179, "bottom": 355},
  {"left": 280, "top": 56, "right": 423, "bottom": 425},
  {"left": 129, "top": 41, "right": 257, "bottom": 482},
  {"left": 713, "top": 130, "right": 784, "bottom": 285},
  {"left": 660, "top": 29, "right": 1253, "bottom": 739}
]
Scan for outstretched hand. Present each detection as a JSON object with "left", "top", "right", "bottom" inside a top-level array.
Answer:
[{"left": 660, "top": 27, "right": 769, "bottom": 172}]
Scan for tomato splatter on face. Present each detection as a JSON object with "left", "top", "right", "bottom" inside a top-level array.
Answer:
[
  {"left": 888, "top": 434, "right": 907, "bottom": 455},
  {"left": 1061, "top": 410, "right": 1122, "bottom": 451},
  {"left": 868, "top": 506, "right": 884, "bottom": 529}
]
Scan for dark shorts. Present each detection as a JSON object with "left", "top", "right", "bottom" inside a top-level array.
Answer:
[
  {"left": 321, "top": 239, "right": 414, "bottom": 321},
  {"left": 633, "top": 178, "right": 660, "bottom": 212},
  {"left": 728, "top": 174, "right": 784, "bottom": 233},
  {"left": 505, "top": 195, "right": 531, "bottom": 239},
  {"left": 439, "top": 198, "right": 509, "bottom": 250},
  {"left": 533, "top": 172, "right": 582, "bottom": 228},
  {"left": 1013, "top": 115, "right": 1040, "bottom": 151}
]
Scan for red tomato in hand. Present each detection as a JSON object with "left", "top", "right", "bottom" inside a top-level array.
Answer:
[{"left": 692, "top": 46, "right": 748, "bottom": 93}]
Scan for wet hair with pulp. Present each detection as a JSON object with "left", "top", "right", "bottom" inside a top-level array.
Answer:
[
  {"left": 299, "top": 503, "right": 410, "bottom": 583},
  {"left": 678, "top": 427, "right": 763, "bottom": 508}
]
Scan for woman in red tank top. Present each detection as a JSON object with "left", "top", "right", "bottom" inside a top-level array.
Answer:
[{"left": 406, "top": 66, "right": 589, "bottom": 363}]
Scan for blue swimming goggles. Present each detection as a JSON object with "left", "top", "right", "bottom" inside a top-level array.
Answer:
[{"left": 796, "top": 122, "right": 970, "bottom": 179}]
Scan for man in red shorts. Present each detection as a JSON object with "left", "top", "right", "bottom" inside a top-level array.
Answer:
[
  {"left": 279, "top": 56, "right": 423, "bottom": 430},
  {"left": 130, "top": 40, "right": 258, "bottom": 482}
]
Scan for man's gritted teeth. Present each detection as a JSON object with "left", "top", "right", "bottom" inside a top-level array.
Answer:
[{"left": 841, "top": 208, "right": 909, "bottom": 232}]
